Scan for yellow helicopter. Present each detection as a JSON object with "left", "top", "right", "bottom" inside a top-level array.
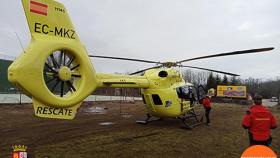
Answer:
[{"left": 8, "top": 0, "right": 274, "bottom": 128}]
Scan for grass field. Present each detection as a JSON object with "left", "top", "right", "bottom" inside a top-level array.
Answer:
[{"left": 0, "top": 101, "right": 279, "bottom": 158}]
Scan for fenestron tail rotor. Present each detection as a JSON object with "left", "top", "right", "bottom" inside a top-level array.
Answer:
[
  {"left": 44, "top": 50, "right": 82, "bottom": 98},
  {"left": 8, "top": 0, "right": 98, "bottom": 120}
]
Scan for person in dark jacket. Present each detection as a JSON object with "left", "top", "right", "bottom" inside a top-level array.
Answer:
[
  {"left": 202, "top": 95, "right": 211, "bottom": 125},
  {"left": 242, "top": 95, "right": 277, "bottom": 146}
]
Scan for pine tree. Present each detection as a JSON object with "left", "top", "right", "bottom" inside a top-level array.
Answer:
[
  {"left": 215, "top": 74, "right": 221, "bottom": 86},
  {"left": 222, "top": 75, "right": 228, "bottom": 85},
  {"left": 206, "top": 72, "right": 216, "bottom": 90},
  {"left": 231, "top": 76, "right": 237, "bottom": 85}
]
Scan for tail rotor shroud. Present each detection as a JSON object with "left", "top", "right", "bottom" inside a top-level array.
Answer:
[
  {"left": 8, "top": 0, "right": 99, "bottom": 119},
  {"left": 44, "top": 50, "right": 81, "bottom": 98}
]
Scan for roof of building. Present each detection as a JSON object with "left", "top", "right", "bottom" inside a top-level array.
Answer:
[{"left": 0, "top": 53, "right": 15, "bottom": 61}]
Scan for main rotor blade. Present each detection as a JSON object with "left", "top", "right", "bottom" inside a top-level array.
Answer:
[
  {"left": 130, "top": 65, "right": 162, "bottom": 75},
  {"left": 181, "top": 65, "right": 239, "bottom": 76},
  {"left": 178, "top": 47, "right": 274, "bottom": 63},
  {"left": 89, "top": 55, "right": 161, "bottom": 64}
]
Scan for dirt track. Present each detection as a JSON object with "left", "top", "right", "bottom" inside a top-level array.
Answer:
[{"left": 0, "top": 101, "right": 279, "bottom": 158}]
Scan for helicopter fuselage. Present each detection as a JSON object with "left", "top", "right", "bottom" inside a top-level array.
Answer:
[{"left": 97, "top": 68, "right": 194, "bottom": 118}]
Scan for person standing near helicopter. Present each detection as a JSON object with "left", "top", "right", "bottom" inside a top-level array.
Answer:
[
  {"left": 202, "top": 95, "right": 212, "bottom": 125},
  {"left": 242, "top": 95, "right": 277, "bottom": 146}
]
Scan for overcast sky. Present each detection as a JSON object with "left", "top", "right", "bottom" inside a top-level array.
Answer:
[{"left": 0, "top": 0, "right": 279, "bottom": 80}]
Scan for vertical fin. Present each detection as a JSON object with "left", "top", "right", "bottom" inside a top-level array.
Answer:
[{"left": 22, "top": 0, "right": 80, "bottom": 41}]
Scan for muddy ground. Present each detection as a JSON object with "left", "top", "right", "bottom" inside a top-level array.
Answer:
[{"left": 0, "top": 101, "right": 279, "bottom": 158}]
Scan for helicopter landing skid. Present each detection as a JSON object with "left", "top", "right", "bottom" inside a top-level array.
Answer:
[
  {"left": 178, "top": 109, "right": 203, "bottom": 129},
  {"left": 136, "top": 113, "right": 162, "bottom": 125}
]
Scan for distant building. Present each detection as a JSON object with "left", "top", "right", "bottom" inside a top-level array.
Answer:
[{"left": 0, "top": 54, "right": 15, "bottom": 93}]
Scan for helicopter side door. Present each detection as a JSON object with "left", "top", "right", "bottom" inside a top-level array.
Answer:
[{"left": 176, "top": 86, "right": 193, "bottom": 113}]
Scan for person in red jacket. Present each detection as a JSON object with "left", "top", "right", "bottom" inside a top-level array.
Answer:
[
  {"left": 202, "top": 95, "right": 211, "bottom": 125},
  {"left": 242, "top": 95, "right": 277, "bottom": 146}
]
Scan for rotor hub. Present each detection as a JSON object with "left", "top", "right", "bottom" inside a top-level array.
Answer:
[
  {"left": 163, "top": 62, "right": 177, "bottom": 68},
  {"left": 58, "top": 66, "right": 72, "bottom": 81}
]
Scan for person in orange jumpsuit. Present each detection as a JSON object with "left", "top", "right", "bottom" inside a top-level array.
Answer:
[{"left": 242, "top": 95, "right": 277, "bottom": 146}]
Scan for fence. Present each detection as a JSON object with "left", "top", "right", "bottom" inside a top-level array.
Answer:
[{"left": 0, "top": 94, "right": 142, "bottom": 104}]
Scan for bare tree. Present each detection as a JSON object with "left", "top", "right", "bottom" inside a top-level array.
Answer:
[{"left": 182, "top": 69, "right": 209, "bottom": 88}]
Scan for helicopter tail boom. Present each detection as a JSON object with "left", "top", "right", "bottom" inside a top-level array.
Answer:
[{"left": 96, "top": 73, "right": 150, "bottom": 88}]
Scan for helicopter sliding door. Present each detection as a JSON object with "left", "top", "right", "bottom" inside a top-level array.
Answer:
[{"left": 176, "top": 86, "right": 195, "bottom": 113}]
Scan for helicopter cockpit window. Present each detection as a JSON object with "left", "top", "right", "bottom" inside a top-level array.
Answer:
[
  {"left": 176, "top": 86, "right": 190, "bottom": 99},
  {"left": 152, "top": 94, "right": 163, "bottom": 105}
]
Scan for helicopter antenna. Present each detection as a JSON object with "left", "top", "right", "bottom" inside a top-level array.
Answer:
[{"left": 14, "top": 32, "right": 26, "bottom": 54}]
